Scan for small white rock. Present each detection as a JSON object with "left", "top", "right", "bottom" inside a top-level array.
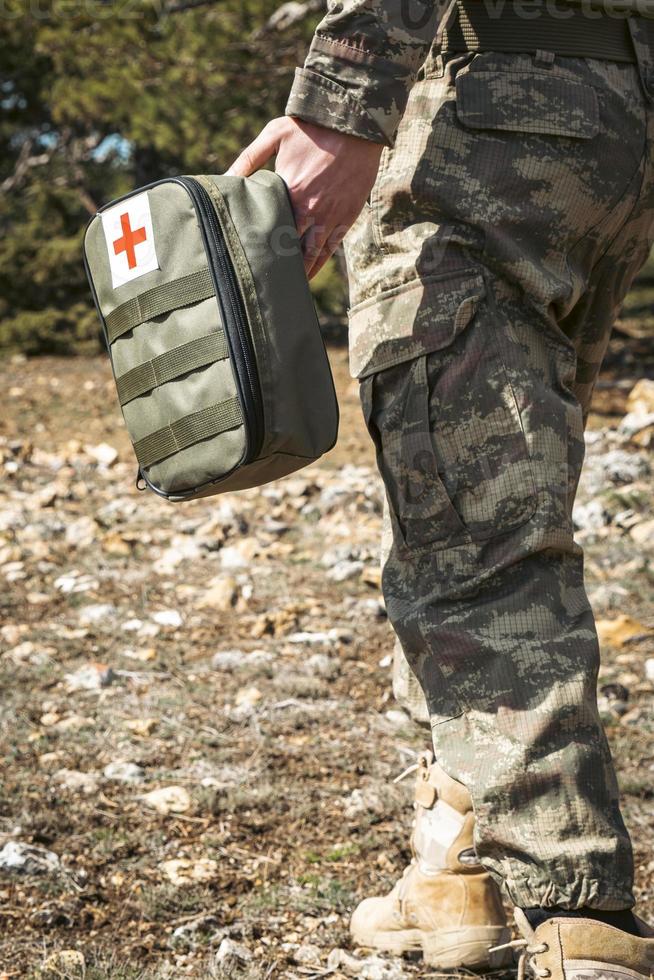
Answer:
[
  {"left": 85, "top": 442, "right": 118, "bottom": 467},
  {"left": 573, "top": 499, "right": 609, "bottom": 532},
  {"left": 53, "top": 714, "right": 95, "bottom": 732},
  {"left": 211, "top": 649, "right": 273, "bottom": 672},
  {"left": 604, "top": 449, "right": 651, "bottom": 485},
  {"left": 65, "top": 662, "right": 114, "bottom": 691},
  {"left": 343, "top": 786, "right": 387, "bottom": 821},
  {"left": 139, "top": 622, "right": 160, "bottom": 638},
  {"left": 213, "top": 938, "right": 252, "bottom": 969},
  {"left": 160, "top": 858, "right": 218, "bottom": 886},
  {"left": 588, "top": 584, "right": 629, "bottom": 612},
  {"left": 631, "top": 519, "right": 654, "bottom": 550},
  {"left": 384, "top": 709, "right": 412, "bottom": 728},
  {"left": 153, "top": 538, "right": 202, "bottom": 575},
  {"left": 141, "top": 786, "right": 191, "bottom": 814},
  {"left": 151, "top": 610, "right": 183, "bottom": 628},
  {"left": 327, "top": 948, "right": 407, "bottom": 979},
  {"left": 52, "top": 769, "right": 100, "bottom": 794},
  {"left": 54, "top": 571, "right": 98, "bottom": 594},
  {"left": 104, "top": 761, "right": 145, "bottom": 784},
  {"left": 43, "top": 950, "right": 85, "bottom": 974},
  {"left": 65, "top": 516, "right": 98, "bottom": 548},
  {"left": 287, "top": 628, "right": 350, "bottom": 646},
  {"left": 326, "top": 559, "right": 364, "bottom": 583},
  {"left": 122, "top": 618, "right": 144, "bottom": 632},
  {"left": 219, "top": 545, "right": 250, "bottom": 570},
  {"left": 196, "top": 575, "right": 238, "bottom": 612},
  {"left": 627, "top": 378, "right": 654, "bottom": 414},
  {"left": 211, "top": 649, "right": 245, "bottom": 671},
  {"left": 121, "top": 647, "right": 156, "bottom": 663},
  {"left": 171, "top": 913, "right": 219, "bottom": 942},
  {"left": 618, "top": 411, "right": 654, "bottom": 438},
  {"left": 355, "top": 598, "right": 387, "bottom": 620},
  {"left": 304, "top": 652, "right": 340, "bottom": 679},
  {"left": 294, "top": 943, "right": 322, "bottom": 965},
  {"left": 234, "top": 686, "right": 263, "bottom": 708},
  {"left": 78, "top": 603, "right": 115, "bottom": 625},
  {"left": 5, "top": 641, "right": 54, "bottom": 665},
  {"left": 0, "top": 841, "right": 60, "bottom": 874}
]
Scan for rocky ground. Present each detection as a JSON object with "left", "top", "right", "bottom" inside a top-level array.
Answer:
[{"left": 0, "top": 337, "right": 653, "bottom": 980}]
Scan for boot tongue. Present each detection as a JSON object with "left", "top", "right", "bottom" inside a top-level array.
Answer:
[
  {"left": 414, "top": 796, "right": 467, "bottom": 874},
  {"left": 411, "top": 759, "right": 481, "bottom": 875}
]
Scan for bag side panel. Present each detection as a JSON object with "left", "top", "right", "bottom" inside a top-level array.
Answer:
[{"left": 205, "top": 172, "right": 339, "bottom": 461}]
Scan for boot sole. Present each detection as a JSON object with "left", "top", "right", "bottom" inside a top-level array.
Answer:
[{"left": 351, "top": 924, "right": 513, "bottom": 970}]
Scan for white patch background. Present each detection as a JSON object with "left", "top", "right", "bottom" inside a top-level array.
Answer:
[{"left": 101, "top": 192, "right": 159, "bottom": 289}]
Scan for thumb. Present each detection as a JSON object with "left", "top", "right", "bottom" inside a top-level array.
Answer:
[{"left": 226, "top": 121, "right": 281, "bottom": 177}]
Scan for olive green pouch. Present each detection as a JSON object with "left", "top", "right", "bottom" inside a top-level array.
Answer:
[{"left": 83, "top": 172, "right": 339, "bottom": 501}]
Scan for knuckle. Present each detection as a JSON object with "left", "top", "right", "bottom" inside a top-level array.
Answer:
[{"left": 267, "top": 116, "right": 286, "bottom": 137}]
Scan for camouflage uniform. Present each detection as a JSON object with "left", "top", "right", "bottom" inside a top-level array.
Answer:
[{"left": 287, "top": 8, "right": 654, "bottom": 911}]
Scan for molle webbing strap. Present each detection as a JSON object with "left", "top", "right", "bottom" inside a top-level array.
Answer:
[
  {"left": 116, "top": 332, "right": 229, "bottom": 405},
  {"left": 444, "top": 1, "right": 637, "bottom": 63},
  {"left": 106, "top": 268, "right": 216, "bottom": 343},
  {"left": 134, "top": 398, "right": 243, "bottom": 469}
]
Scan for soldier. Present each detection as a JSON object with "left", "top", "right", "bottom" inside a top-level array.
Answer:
[{"left": 228, "top": 1, "right": 654, "bottom": 976}]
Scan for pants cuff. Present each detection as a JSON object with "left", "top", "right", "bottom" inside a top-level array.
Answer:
[{"left": 499, "top": 873, "right": 635, "bottom": 911}]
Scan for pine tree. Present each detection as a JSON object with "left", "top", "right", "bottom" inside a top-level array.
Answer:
[{"left": 0, "top": 0, "right": 321, "bottom": 353}]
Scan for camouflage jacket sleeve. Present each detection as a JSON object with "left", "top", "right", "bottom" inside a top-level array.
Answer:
[{"left": 285, "top": 0, "right": 449, "bottom": 146}]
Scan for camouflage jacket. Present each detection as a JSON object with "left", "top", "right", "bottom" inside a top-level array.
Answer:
[{"left": 285, "top": 0, "right": 654, "bottom": 146}]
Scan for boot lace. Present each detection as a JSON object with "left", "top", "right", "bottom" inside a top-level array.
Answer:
[
  {"left": 393, "top": 749, "right": 433, "bottom": 785},
  {"left": 489, "top": 938, "right": 550, "bottom": 980}
]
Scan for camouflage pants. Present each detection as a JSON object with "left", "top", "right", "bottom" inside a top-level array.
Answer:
[{"left": 345, "top": 33, "right": 654, "bottom": 911}]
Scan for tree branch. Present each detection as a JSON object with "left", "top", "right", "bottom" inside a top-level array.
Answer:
[
  {"left": 1, "top": 139, "right": 55, "bottom": 194},
  {"left": 257, "top": 0, "right": 324, "bottom": 35}
]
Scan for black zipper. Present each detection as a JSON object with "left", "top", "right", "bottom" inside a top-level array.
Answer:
[{"left": 176, "top": 176, "right": 264, "bottom": 464}]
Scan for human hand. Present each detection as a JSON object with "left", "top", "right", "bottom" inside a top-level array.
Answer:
[{"left": 227, "top": 116, "right": 383, "bottom": 278}]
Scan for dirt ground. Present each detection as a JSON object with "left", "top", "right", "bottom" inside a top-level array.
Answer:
[{"left": 0, "top": 337, "right": 653, "bottom": 979}]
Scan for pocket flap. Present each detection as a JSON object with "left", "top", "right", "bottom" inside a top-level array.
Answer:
[
  {"left": 348, "top": 270, "right": 486, "bottom": 378},
  {"left": 456, "top": 69, "right": 600, "bottom": 139}
]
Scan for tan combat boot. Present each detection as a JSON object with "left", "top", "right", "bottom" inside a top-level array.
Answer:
[
  {"left": 494, "top": 908, "right": 654, "bottom": 980},
  {"left": 350, "top": 752, "right": 511, "bottom": 969}
]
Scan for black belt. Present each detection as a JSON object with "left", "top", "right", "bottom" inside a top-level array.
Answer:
[{"left": 442, "top": 0, "right": 646, "bottom": 63}]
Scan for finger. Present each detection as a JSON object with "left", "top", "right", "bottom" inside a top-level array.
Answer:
[
  {"left": 226, "top": 123, "right": 281, "bottom": 177},
  {"left": 293, "top": 208, "right": 314, "bottom": 240},
  {"left": 301, "top": 221, "right": 328, "bottom": 275},
  {"left": 305, "top": 222, "right": 347, "bottom": 278},
  {"left": 306, "top": 248, "right": 334, "bottom": 280}
]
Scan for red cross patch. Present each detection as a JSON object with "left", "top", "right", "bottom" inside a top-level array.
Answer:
[{"left": 101, "top": 192, "right": 159, "bottom": 288}]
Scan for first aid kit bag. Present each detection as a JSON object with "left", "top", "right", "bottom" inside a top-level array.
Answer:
[{"left": 83, "top": 171, "right": 339, "bottom": 501}]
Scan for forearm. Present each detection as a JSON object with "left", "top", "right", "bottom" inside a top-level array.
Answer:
[{"left": 286, "top": 0, "right": 451, "bottom": 146}]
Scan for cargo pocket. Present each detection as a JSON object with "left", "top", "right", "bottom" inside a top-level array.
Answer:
[
  {"left": 455, "top": 67, "right": 600, "bottom": 139},
  {"left": 363, "top": 355, "right": 470, "bottom": 555},
  {"left": 361, "top": 278, "right": 537, "bottom": 558}
]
